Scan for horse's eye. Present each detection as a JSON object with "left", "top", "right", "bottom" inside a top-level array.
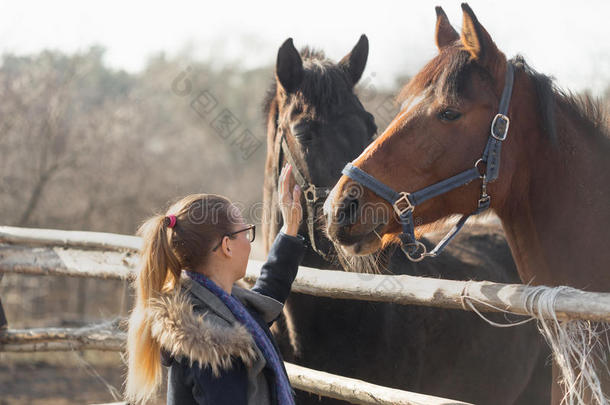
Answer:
[
  {"left": 292, "top": 121, "right": 315, "bottom": 144},
  {"left": 438, "top": 109, "right": 462, "bottom": 121},
  {"left": 290, "top": 105, "right": 303, "bottom": 119},
  {"left": 294, "top": 130, "right": 313, "bottom": 144}
]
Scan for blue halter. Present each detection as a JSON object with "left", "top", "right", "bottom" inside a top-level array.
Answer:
[{"left": 342, "top": 61, "right": 515, "bottom": 261}]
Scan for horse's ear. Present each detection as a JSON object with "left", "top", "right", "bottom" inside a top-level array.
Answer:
[
  {"left": 339, "top": 34, "right": 369, "bottom": 86},
  {"left": 460, "top": 3, "right": 501, "bottom": 67},
  {"left": 435, "top": 6, "right": 458, "bottom": 50},
  {"left": 276, "top": 38, "right": 304, "bottom": 93}
]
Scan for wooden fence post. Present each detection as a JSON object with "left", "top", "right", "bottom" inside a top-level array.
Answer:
[{"left": 0, "top": 273, "right": 7, "bottom": 329}]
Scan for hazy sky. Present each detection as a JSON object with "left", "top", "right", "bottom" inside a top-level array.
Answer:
[{"left": 1, "top": 0, "right": 609, "bottom": 94}]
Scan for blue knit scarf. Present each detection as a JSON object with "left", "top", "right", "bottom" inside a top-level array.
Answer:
[{"left": 184, "top": 270, "right": 295, "bottom": 405}]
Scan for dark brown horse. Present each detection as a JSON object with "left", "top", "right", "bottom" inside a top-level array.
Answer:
[
  {"left": 325, "top": 5, "right": 609, "bottom": 404},
  {"left": 263, "top": 35, "right": 550, "bottom": 404}
]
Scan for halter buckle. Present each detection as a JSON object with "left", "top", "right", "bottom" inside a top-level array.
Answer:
[
  {"left": 304, "top": 185, "right": 329, "bottom": 203},
  {"left": 393, "top": 192, "right": 414, "bottom": 217},
  {"left": 491, "top": 114, "right": 510, "bottom": 141},
  {"left": 304, "top": 185, "right": 316, "bottom": 202},
  {"left": 478, "top": 195, "right": 491, "bottom": 209}
]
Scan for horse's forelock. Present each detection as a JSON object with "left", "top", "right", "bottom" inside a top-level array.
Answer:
[{"left": 397, "top": 46, "right": 473, "bottom": 109}]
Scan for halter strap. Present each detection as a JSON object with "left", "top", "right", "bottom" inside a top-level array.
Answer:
[
  {"left": 280, "top": 134, "right": 308, "bottom": 189},
  {"left": 340, "top": 162, "right": 401, "bottom": 203},
  {"left": 483, "top": 62, "right": 514, "bottom": 182},
  {"left": 279, "top": 133, "right": 332, "bottom": 260},
  {"left": 342, "top": 163, "right": 483, "bottom": 261},
  {"left": 341, "top": 60, "right": 515, "bottom": 261}
]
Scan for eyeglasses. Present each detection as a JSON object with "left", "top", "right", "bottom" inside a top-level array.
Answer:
[{"left": 211, "top": 224, "right": 256, "bottom": 252}]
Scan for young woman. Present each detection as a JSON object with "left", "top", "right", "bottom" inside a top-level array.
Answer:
[{"left": 125, "top": 164, "right": 304, "bottom": 405}]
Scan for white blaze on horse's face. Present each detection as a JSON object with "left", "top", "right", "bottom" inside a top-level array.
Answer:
[
  {"left": 323, "top": 185, "right": 339, "bottom": 227},
  {"left": 400, "top": 91, "right": 427, "bottom": 115}
]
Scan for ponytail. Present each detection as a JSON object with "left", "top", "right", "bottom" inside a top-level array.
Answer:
[{"left": 125, "top": 214, "right": 181, "bottom": 404}]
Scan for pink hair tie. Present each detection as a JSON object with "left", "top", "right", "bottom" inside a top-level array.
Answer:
[{"left": 165, "top": 214, "right": 177, "bottom": 228}]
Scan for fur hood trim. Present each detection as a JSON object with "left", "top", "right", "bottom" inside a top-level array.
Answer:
[{"left": 148, "top": 289, "right": 258, "bottom": 376}]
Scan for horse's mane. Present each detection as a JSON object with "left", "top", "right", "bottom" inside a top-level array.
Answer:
[
  {"left": 396, "top": 46, "right": 609, "bottom": 145},
  {"left": 513, "top": 55, "right": 609, "bottom": 145},
  {"left": 552, "top": 87, "right": 609, "bottom": 142},
  {"left": 262, "top": 79, "right": 277, "bottom": 118}
]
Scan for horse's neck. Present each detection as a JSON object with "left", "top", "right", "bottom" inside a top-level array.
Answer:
[{"left": 499, "top": 111, "right": 610, "bottom": 290}]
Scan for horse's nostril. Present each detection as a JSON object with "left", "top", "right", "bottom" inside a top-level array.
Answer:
[
  {"left": 336, "top": 195, "right": 359, "bottom": 226},
  {"left": 347, "top": 196, "right": 359, "bottom": 222}
]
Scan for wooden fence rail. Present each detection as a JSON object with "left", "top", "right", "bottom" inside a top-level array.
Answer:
[
  {"left": 0, "top": 322, "right": 472, "bottom": 405},
  {"left": 3, "top": 226, "right": 610, "bottom": 405},
  {"left": 0, "top": 320, "right": 125, "bottom": 352},
  {"left": 1, "top": 226, "right": 610, "bottom": 322}
]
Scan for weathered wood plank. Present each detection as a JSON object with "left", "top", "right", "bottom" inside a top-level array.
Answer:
[
  {"left": 1, "top": 227, "right": 610, "bottom": 322},
  {"left": 0, "top": 244, "right": 137, "bottom": 280},
  {"left": 286, "top": 362, "right": 472, "bottom": 405},
  {"left": 0, "top": 321, "right": 125, "bottom": 352},
  {"left": 0, "top": 226, "right": 141, "bottom": 252}
]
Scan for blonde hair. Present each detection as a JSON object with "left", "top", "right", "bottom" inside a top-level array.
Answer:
[{"left": 125, "top": 193, "right": 237, "bottom": 403}]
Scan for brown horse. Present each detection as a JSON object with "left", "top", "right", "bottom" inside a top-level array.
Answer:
[
  {"left": 325, "top": 5, "right": 609, "bottom": 404},
  {"left": 263, "top": 35, "right": 550, "bottom": 404}
]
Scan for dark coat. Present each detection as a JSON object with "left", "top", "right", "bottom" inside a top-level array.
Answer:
[{"left": 151, "top": 232, "right": 306, "bottom": 405}]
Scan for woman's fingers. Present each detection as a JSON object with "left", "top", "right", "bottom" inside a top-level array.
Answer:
[
  {"left": 280, "top": 164, "right": 293, "bottom": 205},
  {"left": 292, "top": 184, "right": 303, "bottom": 222},
  {"left": 277, "top": 163, "right": 303, "bottom": 233},
  {"left": 280, "top": 163, "right": 301, "bottom": 210},
  {"left": 278, "top": 164, "right": 287, "bottom": 199},
  {"left": 292, "top": 183, "right": 301, "bottom": 202}
]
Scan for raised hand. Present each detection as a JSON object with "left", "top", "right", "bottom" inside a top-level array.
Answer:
[{"left": 278, "top": 164, "right": 303, "bottom": 236}]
